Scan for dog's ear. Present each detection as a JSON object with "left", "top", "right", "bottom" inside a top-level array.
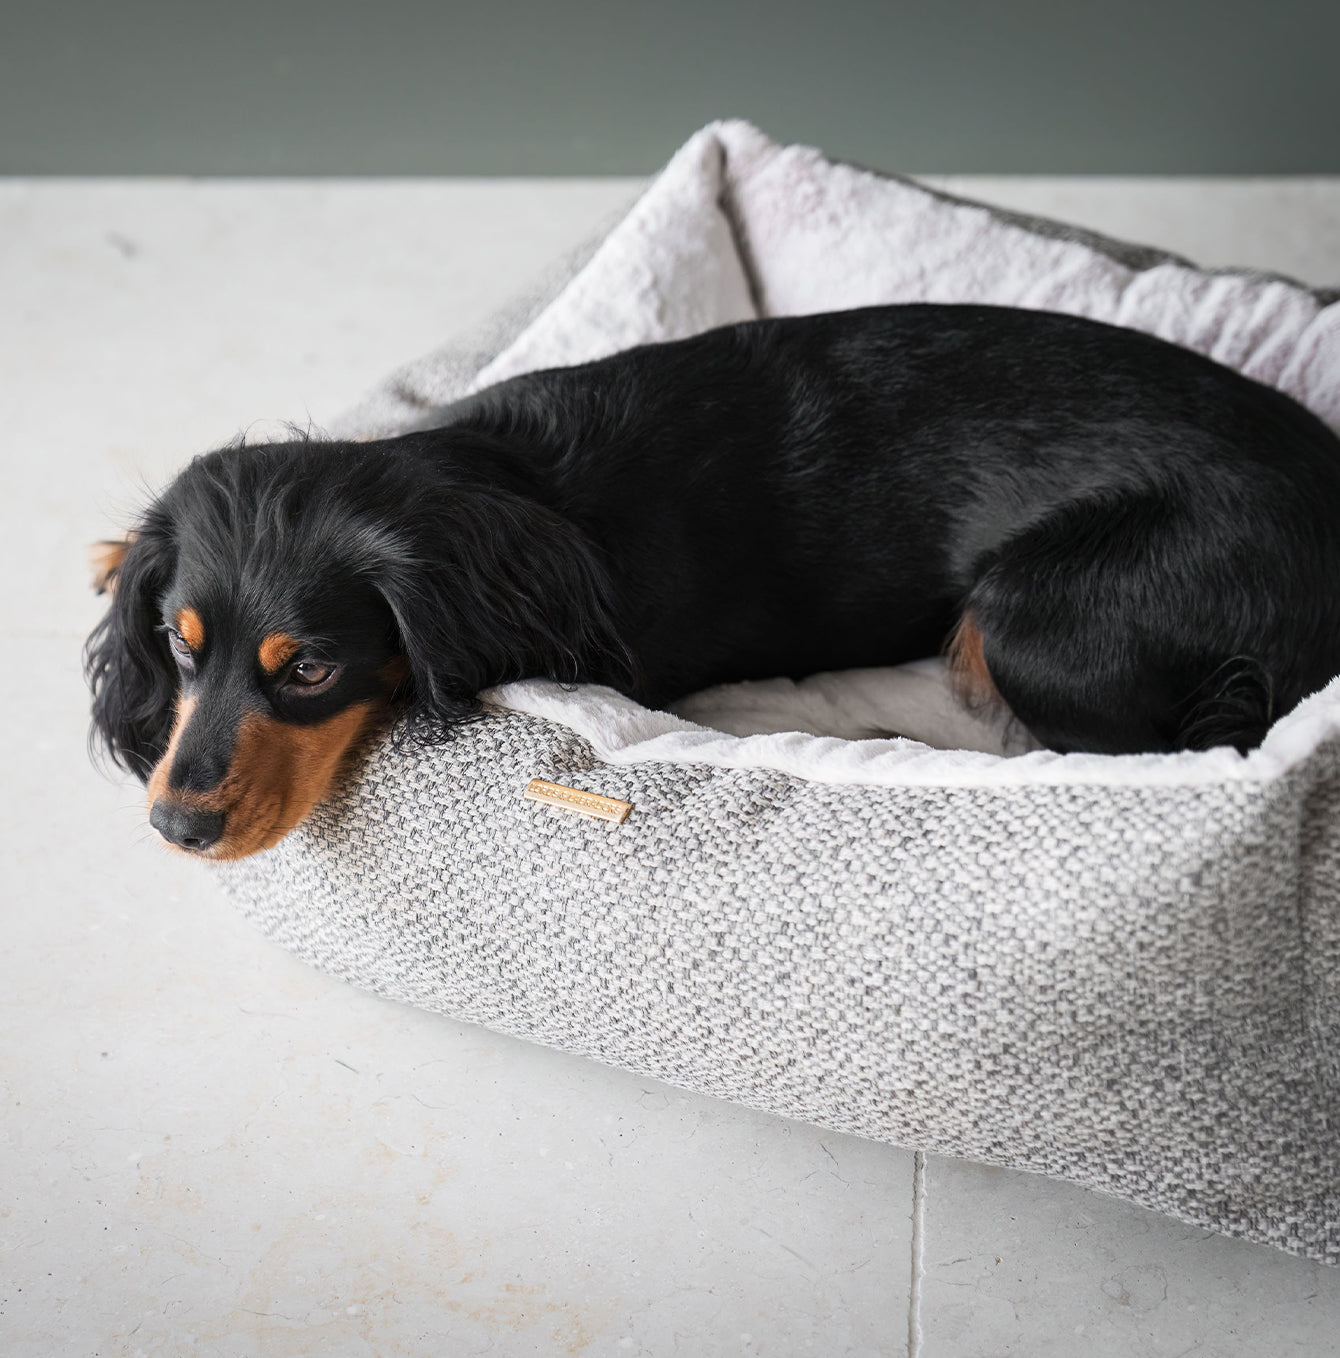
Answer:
[
  {"left": 89, "top": 535, "right": 136, "bottom": 595},
  {"left": 85, "top": 526, "right": 179, "bottom": 781},
  {"left": 370, "top": 485, "right": 634, "bottom": 735}
]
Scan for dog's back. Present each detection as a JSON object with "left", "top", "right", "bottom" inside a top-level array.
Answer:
[{"left": 440, "top": 304, "right": 1340, "bottom": 752}]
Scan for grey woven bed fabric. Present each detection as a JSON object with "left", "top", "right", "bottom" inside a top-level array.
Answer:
[
  {"left": 214, "top": 127, "right": 1340, "bottom": 1264},
  {"left": 222, "top": 712, "right": 1340, "bottom": 1265}
]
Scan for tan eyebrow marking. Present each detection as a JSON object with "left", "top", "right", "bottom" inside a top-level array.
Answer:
[
  {"left": 177, "top": 607, "right": 205, "bottom": 651},
  {"left": 258, "top": 632, "right": 302, "bottom": 674}
]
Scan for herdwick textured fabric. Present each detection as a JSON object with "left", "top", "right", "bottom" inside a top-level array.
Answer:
[{"left": 217, "top": 122, "right": 1340, "bottom": 1265}]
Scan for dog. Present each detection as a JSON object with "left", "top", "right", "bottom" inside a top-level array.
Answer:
[{"left": 87, "top": 303, "right": 1340, "bottom": 860}]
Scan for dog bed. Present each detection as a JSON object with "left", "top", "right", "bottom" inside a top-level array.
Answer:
[{"left": 218, "top": 122, "right": 1340, "bottom": 1265}]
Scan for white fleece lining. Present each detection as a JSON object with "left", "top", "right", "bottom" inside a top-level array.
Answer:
[{"left": 487, "top": 672, "right": 1340, "bottom": 790}]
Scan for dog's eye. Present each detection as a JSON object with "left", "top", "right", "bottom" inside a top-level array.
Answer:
[
  {"left": 289, "top": 661, "right": 336, "bottom": 688},
  {"left": 166, "top": 629, "right": 195, "bottom": 668}
]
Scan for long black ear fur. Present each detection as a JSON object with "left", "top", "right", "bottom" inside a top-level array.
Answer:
[
  {"left": 84, "top": 526, "right": 178, "bottom": 781},
  {"left": 371, "top": 482, "right": 634, "bottom": 737}
]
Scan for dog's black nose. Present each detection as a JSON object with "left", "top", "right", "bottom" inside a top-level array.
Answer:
[{"left": 149, "top": 800, "right": 225, "bottom": 853}]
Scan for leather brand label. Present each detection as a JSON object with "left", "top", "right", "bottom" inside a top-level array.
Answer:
[{"left": 523, "top": 778, "right": 633, "bottom": 824}]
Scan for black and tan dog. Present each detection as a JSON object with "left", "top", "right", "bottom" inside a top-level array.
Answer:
[{"left": 87, "top": 304, "right": 1340, "bottom": 859}]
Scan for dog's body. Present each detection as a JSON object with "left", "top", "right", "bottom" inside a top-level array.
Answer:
[{"left": 88, "top": 304, "right": 1340, "bottom": 859}]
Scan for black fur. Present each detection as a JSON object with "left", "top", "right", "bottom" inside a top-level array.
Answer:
[
  {"left": 87, "top": 513, "right": 180, "bottom": 779},
  {"left": 88, "top": 303, "right": 1340, "bottom": 800}
]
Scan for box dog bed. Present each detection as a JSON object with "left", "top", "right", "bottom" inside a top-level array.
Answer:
[{"left": 218, "top": 122, "right": 1340, "bottom": 1265}]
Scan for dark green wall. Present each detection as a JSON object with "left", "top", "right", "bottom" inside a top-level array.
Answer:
[{"left": 3, "top": 0, "right": 1336, "bottom": 174}]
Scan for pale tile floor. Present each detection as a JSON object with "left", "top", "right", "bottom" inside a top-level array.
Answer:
[{"left": 1, "top": 175, "right": 1337, "bottom": 1358}]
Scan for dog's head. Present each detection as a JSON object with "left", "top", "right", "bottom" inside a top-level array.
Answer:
[{"left": 87, "top": 435, "right": 628, "bottom": 860}]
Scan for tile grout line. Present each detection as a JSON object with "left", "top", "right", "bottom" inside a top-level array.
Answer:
[{"left": 907, "top": 1149, "right": 926, "bottom": 1358}]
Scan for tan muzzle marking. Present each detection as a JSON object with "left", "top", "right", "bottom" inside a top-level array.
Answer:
[{"left": 147, "top": 697, "right": 378, "bottom": 860}]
